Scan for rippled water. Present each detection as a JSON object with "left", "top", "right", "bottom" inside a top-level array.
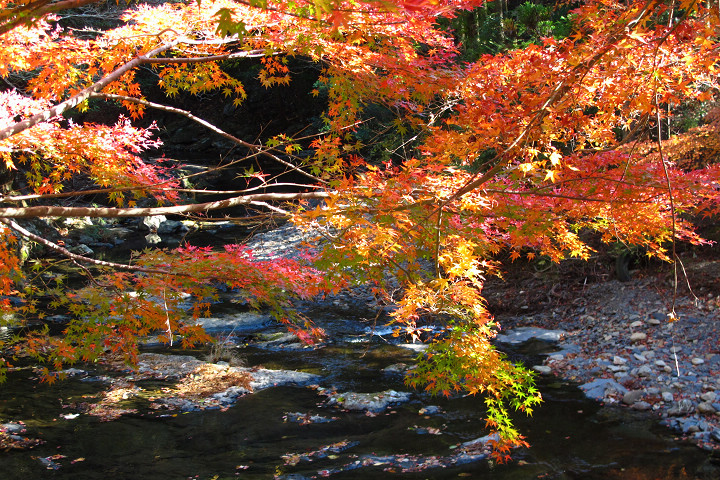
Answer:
[{"left": 1, "top": 309, "right": 718, "bottom": 479}]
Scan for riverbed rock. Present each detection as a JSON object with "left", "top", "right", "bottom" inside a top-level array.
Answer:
[
  {"left": 630, "top": 332, "right": 647, "bottom": 342},
  {"left": 140, "top": 215, "right": 167, "bottom": 232},
  {"left": 668, "top": 399, "right": 696, "bottom": 416},
  {"left": 700, "top": 391, "right": 717, "bottom": 403},
  {"left": 323, "top": 389, "right": 412, "bottom": 413},
  {"left": 494, "top": 327, "right": 566, "bottom": 345},
  {"left": 623, "top": 390, "right": 644, "bottom": 405},
  {"left": 579, "top": 378, "right": 628, "bottom": 401},
  {"left": 157, "top": 219, "right": 189, "bottom": 235},
  {"left": 195, "top": 312, "right": 273, "bottom": 334},
  {"left": 697, "top": 402, "right": 717, "bottom": 415}
]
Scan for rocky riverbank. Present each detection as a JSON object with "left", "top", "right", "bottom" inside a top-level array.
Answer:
[
  {"left": 247, "top": 221, "right": 720, "bottom": 446},
  {"left": 247, "top": 223, "right": 720, "bottom": 452}
]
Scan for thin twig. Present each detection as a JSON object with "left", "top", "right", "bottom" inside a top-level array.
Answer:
[{"left": 0, "top": 218, "right": 183, "bottom": 276}]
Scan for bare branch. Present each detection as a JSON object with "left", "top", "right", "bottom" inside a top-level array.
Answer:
[
  {"left": 0, "top": 191, "right": 330, "bottom": 219},
  {"left": 91, "top": 93, "right": 326, "bottom": 184},
  {"left": 0, "top": 218, "right": 183, "bottom": 275}
]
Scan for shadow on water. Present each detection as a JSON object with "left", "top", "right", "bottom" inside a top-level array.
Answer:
[{"left": 1, "top": 309, "right": 718, "bottom": 479}]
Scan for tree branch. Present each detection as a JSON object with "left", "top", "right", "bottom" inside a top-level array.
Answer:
[
  {"left": 0, "top": 191, "right": 330, "bottom": 219},
  {"left": 0, "top": 0, "right": 103, "bottom": 36},
  {"left": 0, "top": 41, "right": 178, "bottom": 141},
  {"left": 0, "top": 218, "right": 183, "bottom": 275},
  {"left": 91, "top": 93, "right": 325, "bottom": 184}
]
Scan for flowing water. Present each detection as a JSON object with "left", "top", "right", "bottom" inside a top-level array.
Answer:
[{"left": 1, "top": 307, "right": 718, "bottom": 479}]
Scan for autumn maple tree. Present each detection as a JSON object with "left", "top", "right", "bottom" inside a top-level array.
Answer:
[{"left": 1, "top": 0, "right": 719, "bottom": 454}]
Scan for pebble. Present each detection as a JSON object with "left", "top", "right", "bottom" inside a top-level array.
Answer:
[
  {"left": 700, "top": 392, "right": 717, "bottom": 403},
  {"left": 630, "top": 332, "right": 647, "bottom": 342},
  {"left": 633, "top": 401, "right": 652, "bottom": 411},
  {"left": 623, "top": 390, "right": 644, "bottom": 405},
  {"left": 698, "top": 402, "right": 717, "bottom": 415},
  {"left": 492, "top": 275, "right": 720, "bottom": 452}
]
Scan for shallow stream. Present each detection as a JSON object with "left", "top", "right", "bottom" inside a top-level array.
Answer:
[{"left": 1, "top": 307, "right": 718, "bottom": 479}]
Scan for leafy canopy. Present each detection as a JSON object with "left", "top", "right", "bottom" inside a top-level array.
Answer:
[{"left": 1, "top": 0, "right": 720, "bottom": 456}]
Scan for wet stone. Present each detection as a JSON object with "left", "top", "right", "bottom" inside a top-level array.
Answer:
[{"left": 633, "top": 401, "right": 652, "bottom": 411}]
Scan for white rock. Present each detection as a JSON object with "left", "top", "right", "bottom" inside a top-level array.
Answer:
[
  {"left": 630, "top": 332, "right": 647, "bottom": 342},
  {"left": 630, "top": 320, "right": 643, "bottom": 328},
  {"left": 533, "top": 365, "right": 552, "bottom": 374},
  {"left": 691, "top": 357, "right": 705, "bottom": 365},
  {"left": 613, "top": 356, "right": 627, "bottom": 365}
]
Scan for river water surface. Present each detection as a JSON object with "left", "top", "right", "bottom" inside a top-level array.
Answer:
[{"left": 1, "top": 306, "right": 718, "bottom": 479}]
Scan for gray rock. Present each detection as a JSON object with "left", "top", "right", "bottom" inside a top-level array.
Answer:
[
  {"left": 70, "top": 244, "right": 94, "bottom": 256},
  {"left": 633, "top": 401, "right": 652, "bottom": 411},
  {"left": 636, "top": 365, "right": 653, "bottom": 377},
  {"left": 700, "top": 391, "right": 717, "bottom": 403},
  {"left": 418, "top": 406, "right": 443, "bottom": 415},
  {"left": 325, "top": 389, "right": 412, "bottom": 413},
  {"left": 662, "top": 391, "right": 674, "bottom": 402},
  {"left": 494, "top": 327, "right": 566, "bottom": 345},
  {"left": 623, "top": 390, "right": 644, "bottom": 405},
  {"left": 158, "top": 220, "right": 189, "bottom": 235},
  {"left": 580, "top": 378, "right": 628, "bottom": 401},
  {"left": 668, "top": 399, "right": 695, "bottom": 416},
  {"left": 697, "top": 402, "right": 717, "bottom": 415},
  {"left": 613, "top": 356, "right": 627, "bottom": 365}
]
